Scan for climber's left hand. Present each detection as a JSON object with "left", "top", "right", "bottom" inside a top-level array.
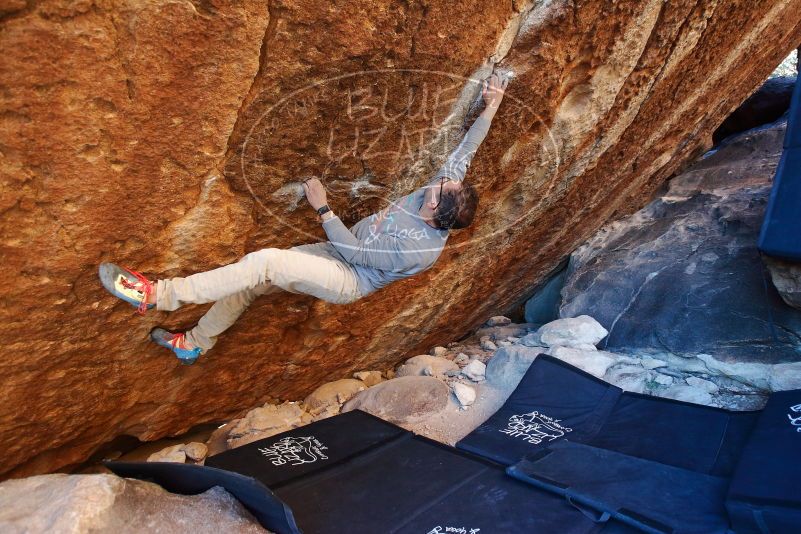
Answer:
[
  {"left": 302, "top": 177, "right": 328, "bottom": 211},
  {"left": 482, "top": 73, "right": 508, "bottom": 111}
]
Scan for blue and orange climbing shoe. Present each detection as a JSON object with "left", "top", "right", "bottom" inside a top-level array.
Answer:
[
  {"left": 98, "top": 263, "right": 156, "bottom": 315},
  {"left": 150, "top": 328, "right": 203, "bottom": 365}
]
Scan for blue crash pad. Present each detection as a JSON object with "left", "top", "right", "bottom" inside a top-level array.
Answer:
[{"left": 759, "top": 77, "right": 801, "bottom": 260}]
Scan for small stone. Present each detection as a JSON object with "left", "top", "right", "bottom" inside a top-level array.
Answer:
[
  {"left": 454, "top": 353, "right": 470, "bottom": 365},
  {"left": 661, "top": 385, "right": 713, "bottom": 405},
  {"left": 205, "top": 423, "right": 232, "bottom": 457},
  {"left": 226, "top": 402, "right": 306, "bottom": 448},
  {"left": 353, "top": 370, "right": 384, "bottom": 387},
  {"left": 605, "top": 364, "right": 647, "bottom": 393},
  {"left": 506, "top": 336, "right": 520, "bottom": 342},
  {"left": 430, "top": 346, "right": 448, "bottom": 357},
  {"left": 397, "top": 355, "right": 459, "bottom": 380},
  {"left": 147, "top": 444, "right": 186, "bottom": 464},
  {"left": 546, "top": 346, "right": 618, "bottom": 378},
  {"left": 536, "top": 315, "right": 608, "bottom": 348},
  {"left": 452, "top": 383, "right": 476, "bottom": 407},
  {"left": 641, "top": 357, "right": 667, "bottom": 370},
  {"left": 480, "top": 339, "right": 498, "bottom": 351},
  {"left": 770, "top": 361, "right": 801, "bottom": 391},
  {"left": 697, "top": 354, "right": 771, "bottom": 390},
  {"left": 384, "top": 369, "right": 396, "bottom": 379},
  {"left": 486, "top": 316, "right": 512, "bottom": 327},
  {"left": 181, "top": 442, "right": 208, "bottom": 462},
  {"left": 498, "top": 340, "right": 512, "bottom": 347},
  {"left": 763, "top": 256, "right": 801, "bottom": 310},
  {"left": 518, "top": 333, "right": 543, "bottom": 347},
  {"left": 654, "top": 374, "right": 673, "bottom": 386},
  {"left": 461, "top": 360, "right": 487, "bottom": 382},
  {"left": 304, "top": 379, "right": 366, "bottom": 416},
  {"left": 310, "top": 405, "right": 340, "bottom": 422},
  {"left": 686, "top": 376, "right": 719, "bottom": 394}
]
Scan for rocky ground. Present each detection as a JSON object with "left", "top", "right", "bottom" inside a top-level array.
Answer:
[
  {"left": 0, "top": 474, "right": 268, "bottom": 533},
  {"left": 138, "top": 308, "right": 801, "bottom": 469}
]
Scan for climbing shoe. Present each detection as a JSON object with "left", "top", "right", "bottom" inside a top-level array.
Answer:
[
  {"left": 98, "top": 263, "right": 156, "bottom": 315},
  {"left": 150, "top": 327, "right": 203, "bottom": 365}
]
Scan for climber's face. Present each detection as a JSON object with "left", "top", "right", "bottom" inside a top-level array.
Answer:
[
  {"left": 419, "top": 177, "right": 462, "bottom": 228},
  {"left": 425, "top": 177, "right": 462, "bottom": 211}
]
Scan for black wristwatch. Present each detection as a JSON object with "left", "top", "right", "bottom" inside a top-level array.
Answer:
[{"left": 316, "top": 204, "right": 331, "bottom": 216}]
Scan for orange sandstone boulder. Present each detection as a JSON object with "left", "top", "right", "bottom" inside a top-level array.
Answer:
[{"left": 1, "top": 0, "right": 800, "bottom": 477}]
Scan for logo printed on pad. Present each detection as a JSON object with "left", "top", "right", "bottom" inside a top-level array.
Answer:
[
  {"left": 789, "top": 404, "right": 801, "bottom": 433},
  {"left": 258, "top": 436, "right": 329, "bottom": 466},
  {"left": 500, "top": 410, "right": 572, "bottom": 444},
  {"left": 426, "top": 526, "right": 480, "bottom": 534}
]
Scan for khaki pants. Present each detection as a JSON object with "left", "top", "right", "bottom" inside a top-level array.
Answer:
[{"left": 155, "top": 242, "right": 364, "bottom": 352}]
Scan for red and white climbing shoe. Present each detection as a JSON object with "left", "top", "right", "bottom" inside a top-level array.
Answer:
[{"left": 98, "top": 263, "right": 156, "bottom": 315}]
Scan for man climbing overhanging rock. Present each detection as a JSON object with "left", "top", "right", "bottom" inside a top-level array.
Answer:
[{"left": 98, "top": 74, "right": 509, "bottom": 365}]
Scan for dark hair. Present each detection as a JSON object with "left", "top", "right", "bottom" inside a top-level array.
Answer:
[{"left": 434, "top": 181, "right": 479, "bottom": 230}]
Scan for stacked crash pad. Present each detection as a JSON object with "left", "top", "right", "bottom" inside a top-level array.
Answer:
[{"left": 759, "top": 76, "right": 801, "bottom": 260}]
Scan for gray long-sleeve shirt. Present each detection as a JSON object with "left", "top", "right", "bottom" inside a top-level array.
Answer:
[{"left": 321, "top": 114, "right": 492, "bottom": 296}]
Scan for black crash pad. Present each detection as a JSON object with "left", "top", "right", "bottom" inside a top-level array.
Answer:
[
  {"left": 726, "top": 389, "right": 801, "bottom": 534},
  {"left": 457, "top": 355, "right": 758, "bottom": 476},
  {"left": 205, "top": 409, "right": 405, "bottom": 488},
  {"left": 111, "top": 408, "right": 641, "bottom": 534},
  {"left": 508, "top": 440, "right": 731, "bottom": 534}
]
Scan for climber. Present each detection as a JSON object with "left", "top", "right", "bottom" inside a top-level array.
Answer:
[{"left": 98, "top": 73, "right": 508, "bottom": 364}]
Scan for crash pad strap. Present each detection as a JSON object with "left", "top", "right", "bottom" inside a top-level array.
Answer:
[{"left": 507, "top": 441, "right": 731, "bottom": 534}]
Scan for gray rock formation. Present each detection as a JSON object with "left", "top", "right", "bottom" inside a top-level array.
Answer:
[
  {"left": 524, "top": 264, "right": 568, "bottom": 324},
  {"left": 560, "top": 122, "right": 801, "bottom": 365},
  {"left": 713, "top": 76, "right": 796, "bottom": 143}
]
